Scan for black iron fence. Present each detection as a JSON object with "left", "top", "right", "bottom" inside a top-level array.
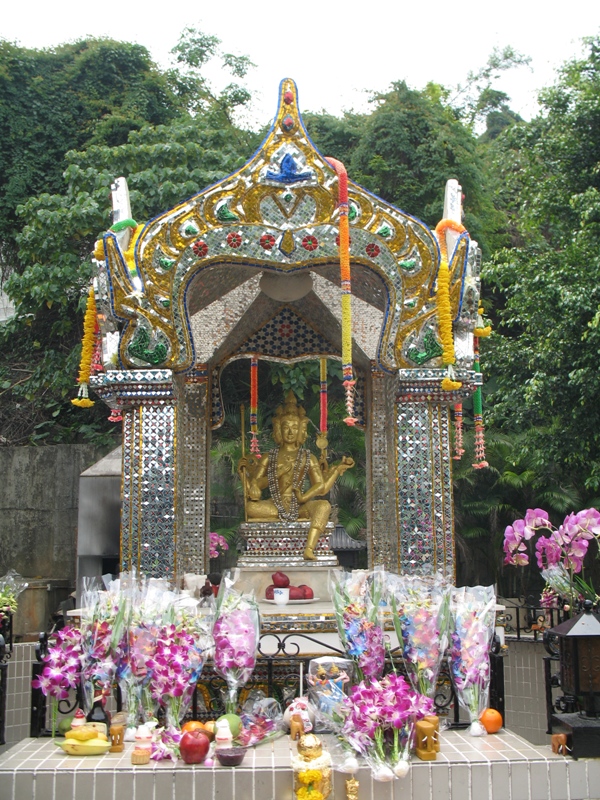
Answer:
[
  {"left": 0, "top": 613, "right": 13, "bottom": 745},
  {"left": 30, "top": 630, "right": 505, "bottom": 736}
]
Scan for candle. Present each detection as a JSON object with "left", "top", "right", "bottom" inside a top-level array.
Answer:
[{"left": 299, "top": 662, "right": 303, "bottom": 696}]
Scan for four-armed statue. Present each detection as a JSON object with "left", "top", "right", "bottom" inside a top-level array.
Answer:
[{"left": 238, "top": 392, "right": 354, "bottom": 560}]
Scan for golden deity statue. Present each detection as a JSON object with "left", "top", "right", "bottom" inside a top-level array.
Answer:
[{"left": 238, "top": 392, "right": 354, "bottom": 560}]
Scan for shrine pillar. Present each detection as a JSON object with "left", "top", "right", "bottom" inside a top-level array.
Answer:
[{"left": 91, "top": 369, "right": 178, "bottom": 578}]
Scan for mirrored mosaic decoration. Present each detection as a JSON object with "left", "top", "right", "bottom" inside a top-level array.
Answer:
[{"left": 90, "top": 79, "right": 482, "bottom": 579}]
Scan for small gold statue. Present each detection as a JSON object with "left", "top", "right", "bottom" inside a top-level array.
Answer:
[{"left": 238, "top": 392, "right": 354, "bottom": 560}]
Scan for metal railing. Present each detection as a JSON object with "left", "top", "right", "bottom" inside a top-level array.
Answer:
[{"left": 29, "top": 630, "right": 505, "bottom": 736}]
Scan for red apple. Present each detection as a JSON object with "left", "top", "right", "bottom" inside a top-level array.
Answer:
[
  {"left": 298, "top": 584, "right": 314, "bottom": 599},
  {"left": 180, "top": 729, "right": 210, "bottom": 764},
  {"left": 272, "top": 571, "right": 290, "bottom": 588},
  {"left": 289, "top": 586, "right": 304, "bottom": 600},
  {"left": 265, "top": 584, "right": 275, "bottom": 600}
]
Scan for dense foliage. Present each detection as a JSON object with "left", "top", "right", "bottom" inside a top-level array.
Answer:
[{"left": 2, "top": 29, "right": 600, "bottom": 590}]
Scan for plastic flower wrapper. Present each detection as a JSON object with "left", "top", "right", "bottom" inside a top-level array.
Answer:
[
  {"left": 145, "top": 592, "right": 213, "bottom": 728},
  {"left": 0, "top": 570, "right": 28, "bottom": 625},
  {"left": 237, "top": 692, "right": 284, "bottom": 747},
  {"left": 340, "top": 673, "right": 434, "bottom": 781},
  {"left": 449, "top": 585, "right": 496, "bottom": 736},
  {"left": 307, "top": 656, "right": 353, "bottom": 728},
  {"left": 330, "top": 569, "right": 386, "bottom": 682},
  {"left": 213, "top": 569, "right": 260, "bottom": 713},
  {"left": 388, "top": 573, "right": 450, "bottom": 700},
  {"left": 79, "top": 576, "right": 120, "bottom": 714},
  {"left": 32, "top": 625, "right": 82, "bottom": 736}
]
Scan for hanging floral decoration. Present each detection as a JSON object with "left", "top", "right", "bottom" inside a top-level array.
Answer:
[
  {"left": 472, "top": 338, "right": 488, "bottom": 469},
  {"left": 72, "top": 286, "right": 97, "bottom": 408},
  {"left": 434, "top": 219, "right": 465, "bottom": 391},
  {"left": 319, "top": 358, "right": 328, "bottom": 437},
  {"left": 325, "top": 157, "right": 356, "bottom": 425},
  {"left": 250, "top": 356, "right": 261, "bottom": 457},
  {"left": 453, "top": 403, "right": 464, "bottom": 460}
]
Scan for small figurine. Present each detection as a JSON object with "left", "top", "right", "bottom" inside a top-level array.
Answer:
[
  {"left": 71, "top": 709, "right": 87, "bottom": 729},
  {"left": 414, "top": 720, "right": 437, "bottom": 761}
]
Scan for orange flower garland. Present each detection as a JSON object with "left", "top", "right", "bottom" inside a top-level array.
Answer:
[
  {"left": 325, "top": 157, "right": 356, "bottom": 425},
  {"left": 71, "top": 286, "right": 97, "bottom": 408}
]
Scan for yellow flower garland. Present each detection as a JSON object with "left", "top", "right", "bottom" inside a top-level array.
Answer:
[
  {"left": 71, "top": 286, "right": 97, "bottom": 408},
  {"left": 434, "top": 218, "right": 467, "bottom": 391}
]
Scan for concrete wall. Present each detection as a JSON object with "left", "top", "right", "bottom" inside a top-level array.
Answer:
[{"left": 0, "top": 445, "right": 109, "bottom": 637}]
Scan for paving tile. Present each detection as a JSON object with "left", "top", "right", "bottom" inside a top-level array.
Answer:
[
  {"left": 491, "top": 762, "right": 510, "bottom": 800},
  {"left": 450, "top": 764, "right": 470, "bottom": 800},
  {"left": 273, "top": 768, "right": 293, "bottom": 800},
  {"left": 431, "top": 764, "right": 449, "bottom": 800},
  {"left": 411, "top": 764, "right": 431, "bottom": 799},
  {"left": 132, "top": 770, "right": 156, "bottom": 800},
  {"left": 530, "top": 761, "right": 550, "bottom": 800},
  {"left": 509, "top": 762, "right": 530, "bottom": 800},
  {"left": 567, "top": 760, "right": 589, "bottom": 800},
  {"left": 471, "top": 764, "right": 490, "bottom": 800},
  {"left": 549, "top": 761, "right": 568, "bottom": 800}
]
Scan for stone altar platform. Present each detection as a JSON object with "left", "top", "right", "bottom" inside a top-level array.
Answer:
[
  {"left": 0, "top": 729, "right": 596, "bottom": 800},
  {"left": 238, "top": 522, "right": 338, "bottom": 567}
]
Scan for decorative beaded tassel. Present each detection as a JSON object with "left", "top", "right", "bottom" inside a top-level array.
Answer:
[
  {"left": 472, "top": 338, "right": 488, "bottom": 469},
  {"left": 319, "top": 358, "right": 328, "bottom": 437},
  {"left": 453, "top": 403, "right": 465, "bottom": 460},
  {"left": 250, "top": 356, "right": 261, "bottom": 457},
  {"left": 434, "top": 219, "right": 466, "bottom": 392},
  {"left": 71, "top": 286, "right": 97, "bottom": 408},
  {"left": 325, "top": 157, "right": 356, "bottom": 425}
]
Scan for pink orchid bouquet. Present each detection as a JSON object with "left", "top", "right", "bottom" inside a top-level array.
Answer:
[
  {"left": 146, "top": 622, "right": 208, "bottom": 728},
  {"left": 79, "top": 579, "right": 121, "bottom": 715},
  {"left": 209, "top": 531, "right": 229, "bottom": 559},
  {"left": 330, "top": 569, "right": 386, "bottom": 682},
  {"left": 341, "top": 673, "right": 434, "bottom": 781},
  {"left": 389, "top": 574, "right": 451, "bottom": 699},
  {"left": 449, "top": 585, "right": 496, "bottom": 736},
  {"left": 503, "top": 507, "right": 600, "bottom": 607},
  {"left": 32, "top": 626, "right": 82, "bottom": 736},
  {"left": 213, "top": 572, "right": 260, "bottom": 713}
]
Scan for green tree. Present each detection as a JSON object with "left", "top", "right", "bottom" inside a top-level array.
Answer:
[
  {"left": 483, "top": 36, "right": 600, "bottom": 491},
  {"left": 0, "top": 38, "right": 182, "bottom": 272}
]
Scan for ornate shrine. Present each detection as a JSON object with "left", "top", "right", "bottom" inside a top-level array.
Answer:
[{"left": 89, "top": 78, "right": 482, "bottom": 581}]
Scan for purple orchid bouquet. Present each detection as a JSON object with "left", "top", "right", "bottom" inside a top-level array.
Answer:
[
  {"left": 79, "top": 580, "right": 120, "bottom": 715},
  {"left": 388, "top": 573, "right": 451, "bottom": 699},
  {"left": 32, "top": 626, "right": 82, "bottom": 736},
  {"left": 209, "top": 531, "right": 229, "bottom": 559},
  {"left": 146, "top": 622, "right": 208, "bottom": 728},
  {"left": 341, "top": 673, "right": 434, "bottom": 781},
  {"left": 503, "top": 507, "right": 600, "bottom": 607},
  {"left": 330, "top": 569, "right": 386, "bottom": 682},
  {"left": 213, "top": 571, "right": 260, "bottom": 713},
  {"left": 449, "top": 585, "right": 496, "bottom": 736}
]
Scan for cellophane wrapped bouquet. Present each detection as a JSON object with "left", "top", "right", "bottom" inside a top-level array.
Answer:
[
  {"left": 0, "top": 570, "right": 28, "bottom": 626},
  {"left": 388, "top": 573, "right": 450, "bottom": 700},
  {"left": 449, "top": 585, "right": 496, "bottom": 736},
  {"left": 330, "top": 569, "right": 386, "bottom": 682},
  {"left": 341, "top": 673, "right": 434, "bottom": 781},
  {"left": 79, "top": 576, "right": 122, "bottom": 715},
  {"left": 145, "top": 594, "right": 213, "bottom": 729},
  {"left": 213, "top": 570, "right": 260, "bottom": 713}
]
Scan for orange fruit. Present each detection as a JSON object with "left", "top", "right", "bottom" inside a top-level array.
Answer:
[
  {"left": 181, "top": 720, "right": 206, "bottom": 734},
  {"left": 480, "top": 708, "right": 503, "bottom": 733}
]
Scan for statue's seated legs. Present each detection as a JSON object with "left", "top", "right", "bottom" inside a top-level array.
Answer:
[{"left": 246, "top": 498, "right": 330, "bottom": 560}]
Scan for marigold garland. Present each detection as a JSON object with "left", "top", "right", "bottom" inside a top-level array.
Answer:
[
  {"left": 71, "top": 286, "right": 97, "bottom": 409},
  {"left": 473, "top": 306, "right": 492, "bottom": 338},
  {"left": 434, "top": 218, "right": 466, "bottom": 390},
  {"left": 325, "top": 157, "right": 356, "bottom": 425}
]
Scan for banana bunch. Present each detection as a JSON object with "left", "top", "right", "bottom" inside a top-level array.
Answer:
[{"left": 58, "top": 726, "right": 110, "bottom": 756}]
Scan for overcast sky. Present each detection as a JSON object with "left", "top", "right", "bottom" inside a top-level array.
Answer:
[{"left": 3, "top": 1, "right": 600, "bottom": 128}]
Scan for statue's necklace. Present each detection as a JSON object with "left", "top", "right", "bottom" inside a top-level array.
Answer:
[{"left": 268, "top": 446, "right": 309, "bottom": 522}]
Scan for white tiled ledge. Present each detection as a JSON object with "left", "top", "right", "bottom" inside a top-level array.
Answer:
[{"left": 1, "top": 729, "right": 598, "bottom": 800}]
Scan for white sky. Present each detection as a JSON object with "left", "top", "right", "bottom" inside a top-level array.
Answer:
[{"left": 3, "top": 1, "right": 600, "bottom": 129}]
